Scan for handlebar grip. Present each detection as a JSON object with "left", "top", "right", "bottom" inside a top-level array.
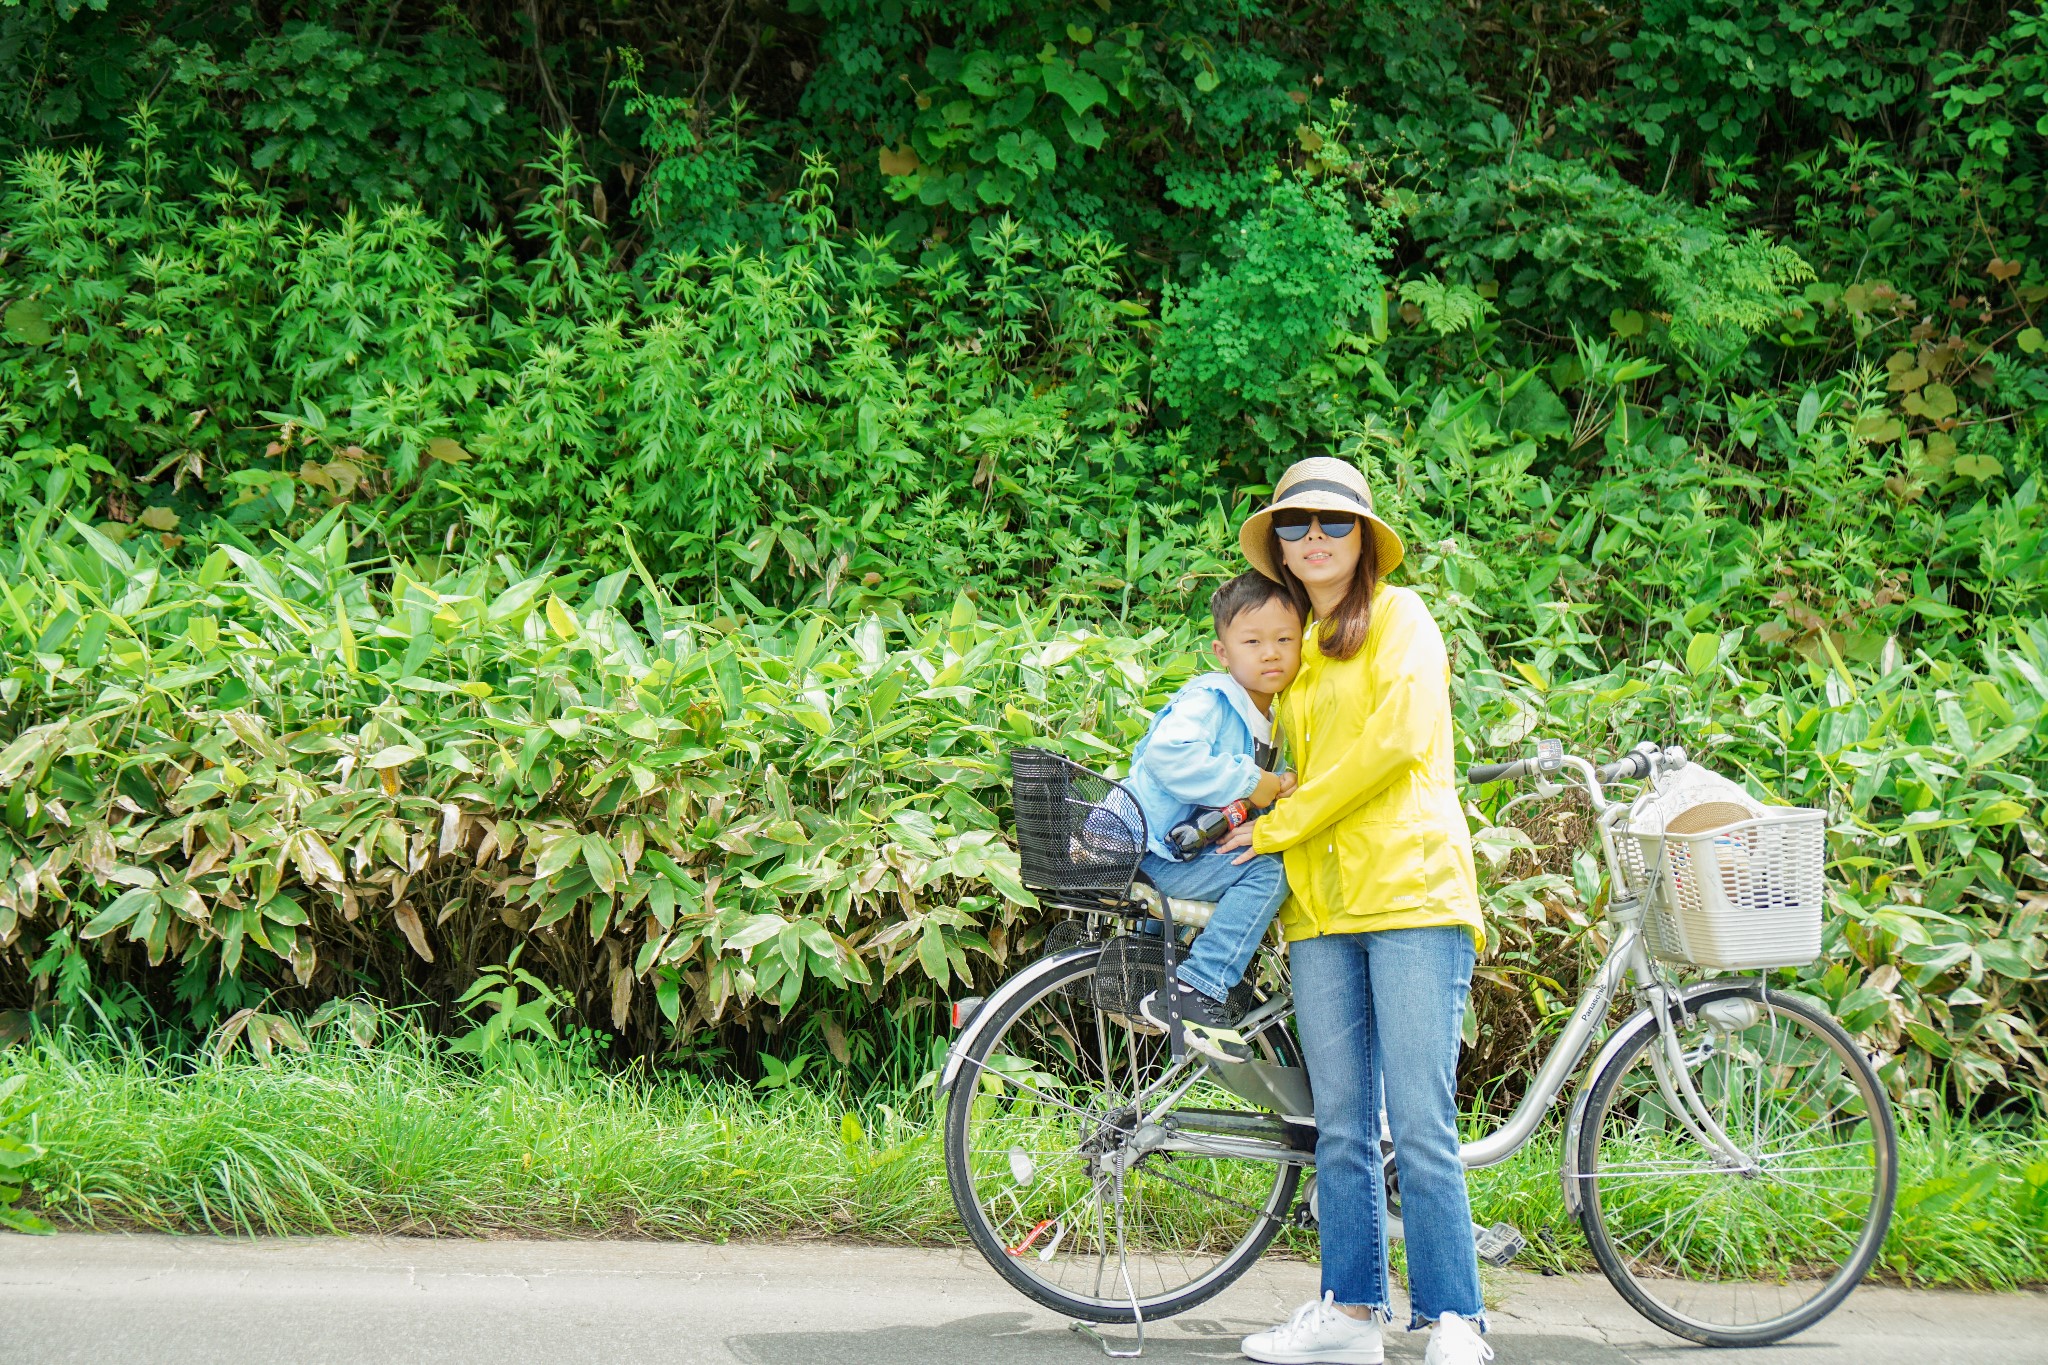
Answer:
[
  {"left": 1597, "top": 748, "right": 1656, "bottom": 785},
  {"left": 1465, "top": 759, "right": 1531, "bottom": 785}
]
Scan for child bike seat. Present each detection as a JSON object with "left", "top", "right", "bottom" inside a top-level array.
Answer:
[{"left": 1128, "top": 881, "right": 1217, "bottom": 929}]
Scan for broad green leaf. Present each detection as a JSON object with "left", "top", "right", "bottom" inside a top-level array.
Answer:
[
  {"left": 546, "top": 595, "right": 581, "bottom": 640},
  {"left": 1795, "top": 388, "right": 1820, "bottom": 435},
  {"left": 582, "top": 833, "right": 623, "bottom": 895},
  {"left": 81, "top": 888, "right": 155, "bottom": 940},
  {"left": 4, "top": 297, "right": 52, "bottom": 345},
  {"left": 1042, "top": 61, "right": 1107, "bottom": 114},
  {"left": 535, "top": 834, "right": 583, "bottom": 878},
  {"left": 725, "top": 913, "right": 786, "bottom": 955},
  {"left": 1685, "top": 632, "right": 1720, "bottom": 677},
  {"left": 917, "top": 921, "right": 949, "bottom": 986}
]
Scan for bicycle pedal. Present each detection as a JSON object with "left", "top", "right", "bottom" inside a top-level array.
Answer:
[{"left": 1474, "top": 1221, "right": 1527, "bottom": 1267}]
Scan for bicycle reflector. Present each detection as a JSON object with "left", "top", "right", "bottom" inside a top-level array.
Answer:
[{"left": 949, "top": 997, "right": 984, "bottom": 1029}]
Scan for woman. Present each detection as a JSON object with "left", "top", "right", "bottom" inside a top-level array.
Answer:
[{"left": 1217, "top": 457, "right": 1492, "bottom": 1365}]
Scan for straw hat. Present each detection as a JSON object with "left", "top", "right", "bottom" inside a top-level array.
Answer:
[{"left": 1238, "top": 457, "right": 1405, "bottom": 581}]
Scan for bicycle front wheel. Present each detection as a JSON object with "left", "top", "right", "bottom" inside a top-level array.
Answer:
[
  {"left": 944, "top": 946, "right": 1304, "bottom": 1323},
  {"left": 1575, "top": 982, "right": 1897, "bottom": 1347}
]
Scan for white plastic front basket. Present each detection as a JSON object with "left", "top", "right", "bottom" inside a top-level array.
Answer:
[{"left": 1623, "top": 808, "right": 1826, "bottom": 970}]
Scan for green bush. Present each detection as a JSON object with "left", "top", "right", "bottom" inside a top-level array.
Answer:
[
  {"left": 0, "top": 468, "right": 2040, "bottom": 1105},
  {"left": 0, "top": 496, "right": 1192, "bottom": 1067},
  {"left": 1156, "top": 156, "right": 1396, "bottom": 454},
  {"left": 0, "top": 128, "right": 1237, "bottom": 619}
]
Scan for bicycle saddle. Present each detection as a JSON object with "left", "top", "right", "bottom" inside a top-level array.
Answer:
[{"left": 1128, "top": 881, "right": 1217, "bottom": 929}]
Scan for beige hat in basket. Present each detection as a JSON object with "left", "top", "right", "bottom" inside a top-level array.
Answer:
[
  {"left": 1628, "top": 768, "right": 1766, "bottom": 836},
  {"left": 1238, "top": 456, "right": 1405, "bottom": 582},
  {"left": 1663, "top": 802, "right": 1757, "bottom": 836}
]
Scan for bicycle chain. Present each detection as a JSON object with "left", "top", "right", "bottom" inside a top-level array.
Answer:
[{"left": 1131, "top": 1152, "right": 1288, "bottom": 1223}]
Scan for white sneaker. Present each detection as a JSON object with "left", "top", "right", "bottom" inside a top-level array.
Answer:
[
  {"left": 1241, "top": 1290, "right": 1385, "bottom": 1364},
  {"left": 1423, "top": 1312, "right": 1493, "bottom": 1365}
]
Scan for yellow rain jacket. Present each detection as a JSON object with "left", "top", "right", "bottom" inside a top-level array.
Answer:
[{"left": 1251, "top": 585, "right": 1485, "bottom": 950}]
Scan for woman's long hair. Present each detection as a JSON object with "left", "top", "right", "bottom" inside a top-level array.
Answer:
[{"left": 1269, "top": 522, "right": 1380, "bottom": 661}]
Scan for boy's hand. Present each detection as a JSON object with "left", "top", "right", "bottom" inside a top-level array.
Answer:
[
  {"left": 1216, "top": 818, "right": 1260, "bottom": 864},
  {"left": 1250, "top": 770, "right": 1298, "bottom": 808}
]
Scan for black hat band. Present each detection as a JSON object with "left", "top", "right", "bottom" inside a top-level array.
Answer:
[{"left": 1268, "top": 478, "right": 1373, "bottom": 515}]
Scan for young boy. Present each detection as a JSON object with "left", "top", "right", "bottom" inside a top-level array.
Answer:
[{"left": 1124, "top": 571, "right": 1303, "bottom": 1059}]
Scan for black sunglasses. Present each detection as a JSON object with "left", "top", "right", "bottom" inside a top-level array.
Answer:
[{"left": 1272, "top": 509, "right": 1360, "bottom": 542}]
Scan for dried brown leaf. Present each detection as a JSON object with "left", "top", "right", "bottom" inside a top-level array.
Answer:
[
  {"left": 391, "top": 901, "right": 434, "bottom": 962},
  {"left": 610, "top": 960, "right": 633, "bottom": 1030}
]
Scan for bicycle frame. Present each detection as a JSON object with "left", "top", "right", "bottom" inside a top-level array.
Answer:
[
  {"left": 949, "top": 741, "right": 1890, "bottom": 1356},
  {"left": 941, "top": 747, "right": 1763, "bottom": 1188}
]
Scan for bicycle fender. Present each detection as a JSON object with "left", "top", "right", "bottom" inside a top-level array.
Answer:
[
  {"left": 1559, "top": 978, "right": 1768, "bottom": 1215},
  {"left": 938, "top": 944, "right": 1100, "bottom": 1099}
]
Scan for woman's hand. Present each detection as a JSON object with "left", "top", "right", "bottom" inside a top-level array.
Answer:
[{"left": 1216, "top": 817, "right": 1261, "bottom": 864}]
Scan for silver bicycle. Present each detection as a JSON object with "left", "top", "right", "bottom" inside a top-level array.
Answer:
[{"left": 941, "top": 742, "right": 1898, "bottom": 1354}]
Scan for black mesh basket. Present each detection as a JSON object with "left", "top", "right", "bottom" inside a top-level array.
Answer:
[
  {"left": 1039, "top": 918, "right": 1101, "bottom": 1001},
  {"left": 1009, "top": 747, "right": 1147, "bottom": 894},
  {"left": 1092, "top": 932, "right": 1259, "bottom": 1020}
]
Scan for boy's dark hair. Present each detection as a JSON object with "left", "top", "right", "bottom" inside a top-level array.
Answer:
[{"left": 1210, "top": 571, "right": 1304, "bottom": 634}]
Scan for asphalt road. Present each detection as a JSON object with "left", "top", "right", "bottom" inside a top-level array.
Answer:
[{"left": 0, "top": 1235, "right": 2042, "bottom": 1365}]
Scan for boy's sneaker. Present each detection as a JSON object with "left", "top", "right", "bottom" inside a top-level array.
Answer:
[
  {"left": 1137, "top": 980, "right": 1250, "bottom": 1062},
  {"left": 1423, "top": 1312, "right": 1493, "bottom": 1365},
  {"left": 1241, "top": 1291, "right": 1384, "bottom": 1364}
]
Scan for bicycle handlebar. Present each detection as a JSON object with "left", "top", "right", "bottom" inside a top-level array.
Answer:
[
  {"left": 1596, "top": 748, "right": 1655, "bottom": 785},
  {"left": 1467, "top": 741, "right": 1676, "bottom": 789}
]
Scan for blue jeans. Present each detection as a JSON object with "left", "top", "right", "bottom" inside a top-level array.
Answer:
[
  {"left": 1136, "top": 848, "right": 1287, "bottom": 1001},
  {"left": 1290, "top": 927, "right": 1483, "bottom": 1330}
]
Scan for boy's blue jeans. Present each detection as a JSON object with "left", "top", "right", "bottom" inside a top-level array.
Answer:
[
  {"left": 1289, "top": 926, "right": 1484, "bottom": 1329},
  {"left": 1135, "top": 847, "right": 1287, "bottom": 1001}
]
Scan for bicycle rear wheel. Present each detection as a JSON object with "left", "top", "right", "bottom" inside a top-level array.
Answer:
[
  {"left": 1575, "top": 982, "right": 1897, "bottom": 1347},
  {"left": 944, "top": 946, "right": 1304, "bottom": 1323}
]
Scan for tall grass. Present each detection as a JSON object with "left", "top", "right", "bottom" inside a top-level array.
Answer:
[
  {"left": 3, "top": 1032, "right": 2042, "bottom": 1289},
  {"left": 9, "top": 1030, "right": 948, "bottom": 1242}
]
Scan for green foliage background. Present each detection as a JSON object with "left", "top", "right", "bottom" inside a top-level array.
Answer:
[{"left": 0, "top": 0, "right": 2043, "bottom": 1113}]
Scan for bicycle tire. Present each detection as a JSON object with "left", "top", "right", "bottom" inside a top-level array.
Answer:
[
  {"left": 1574, "top": 982, "right": 1897, "bottom": 1347},
  {"left": 944, "top": 947, "right": 1304, "bottom": 1324}
]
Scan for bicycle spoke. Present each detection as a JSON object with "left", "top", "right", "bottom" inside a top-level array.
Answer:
[
  {"left": 1584, "top": 994, "right": 1894, "bottom": 1341},
  {"left": 948, "top": 951, "right": 1301, "bottom": 1318}
]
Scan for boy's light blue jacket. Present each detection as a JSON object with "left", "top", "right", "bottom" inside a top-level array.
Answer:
[{"left": 1125, "top": 673, "right": 1273, "bottom": 860}]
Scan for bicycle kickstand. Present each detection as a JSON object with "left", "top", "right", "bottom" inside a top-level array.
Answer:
[
  {"left": 1071, "top": 1311, "right": 1144, "bottom": 1360},
  {"left": 1070, "top": 1168, "right": 1146, "bottom": 1357}
]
